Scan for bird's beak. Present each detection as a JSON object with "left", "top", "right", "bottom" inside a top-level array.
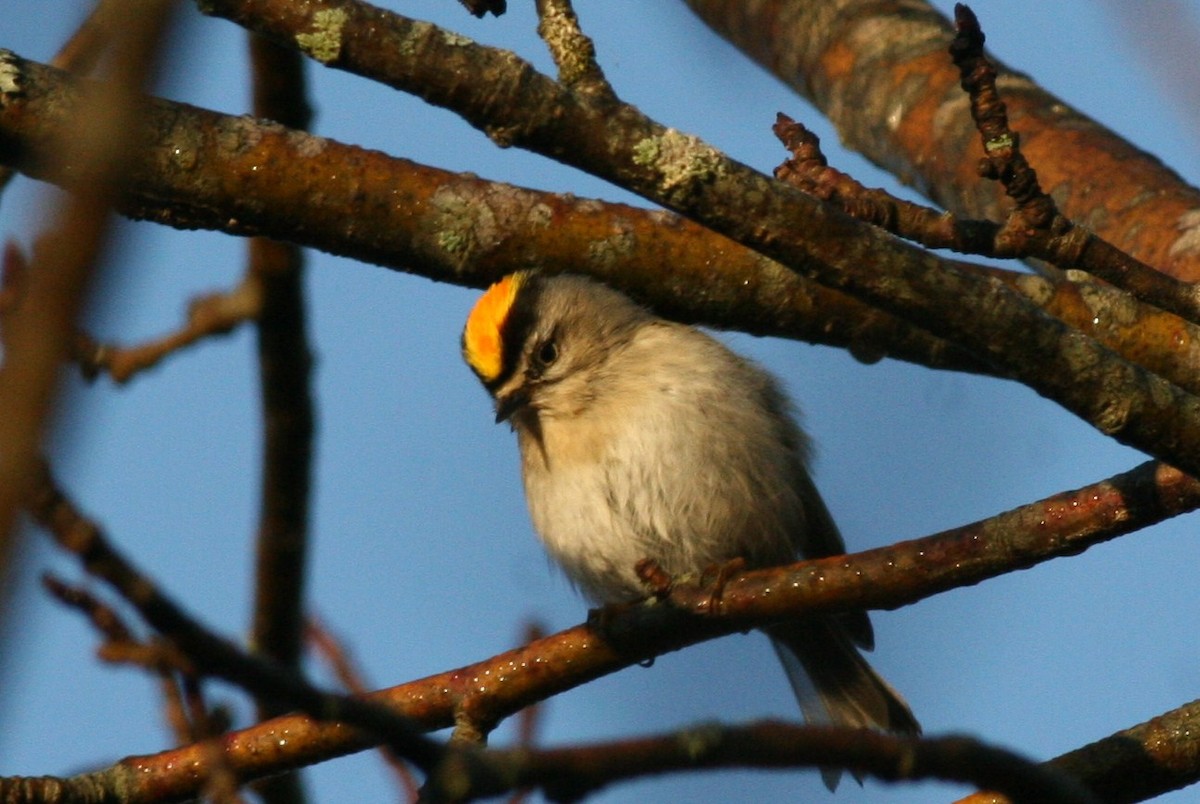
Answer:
[{"left": 494, "top": 386, "right": 531, "bottom": 424}]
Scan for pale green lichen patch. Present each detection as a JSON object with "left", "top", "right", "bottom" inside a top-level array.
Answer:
[
  {"left": 1013, "top": 273, "right": 1054, "bottom": 307},
  {"left": 633, "top": 129, "right": 725, "bottom": 204},
  {"left": 436, "top": 228, "right": 470, "bottom": 257},
  {"left": 398, "top": 20, "right": 434, "bottom": 57},
  {"left": 296, "top": 8, "right": 349, "bottom": 64},
  {"left": 428, "top": 185, "right": 491, "bottom": 271},
  {"left": 632, "top": 136, "right": 660, "bottom": 166},
  {"left": 1169, "top": 209, "right": 1200, "bottom": 259},
  {"left": 0, "top": 50, "right": 22, "bottom": 99},
  {"left": 587, "top": 226, "right": 636, "bottom": 269},
  {"left": 441, "top": 30, "right": 473, "bottom": 47}
]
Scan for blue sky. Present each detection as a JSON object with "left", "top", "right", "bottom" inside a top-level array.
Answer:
[{"left": 1, "top": 2, "right": 1198, "bottom": 802}]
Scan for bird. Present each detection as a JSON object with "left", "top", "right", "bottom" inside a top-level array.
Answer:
[{"left": 461, "top": 270, "right": 919, "bottom": 789}]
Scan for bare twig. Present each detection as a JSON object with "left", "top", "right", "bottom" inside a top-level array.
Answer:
[
  {"left": 535, "top": 0, "right": 615, "bottom": 103},
  {"left": 950, "top": 4, "right": 1200, "bottom": 324},
  {"left": 76, "top": 276, "right": 263, "bottom": 383}
]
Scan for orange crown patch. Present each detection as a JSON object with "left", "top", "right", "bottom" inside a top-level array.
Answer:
[{"left": 462, "top": 272, "right": 528, "bottom": 383}]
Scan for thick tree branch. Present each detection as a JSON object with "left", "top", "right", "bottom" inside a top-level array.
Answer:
[
  {"left": 6, "top": 46, "right": 1192, "bottom": 407},
  {"left": 683, "top": 0, "right": 1200, "bottom": 283},
  {"left": 0, "top": 51, "right": 982, "bottom": 375}
]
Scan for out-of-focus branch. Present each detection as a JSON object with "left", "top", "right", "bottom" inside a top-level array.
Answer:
[
  {"left": 429, "top": 722, "right": 1099, "bottom": 804},
  {"left": 246, "top": 32, "right": 315, "bottom": 804},
  {"left": 15, "top": 460, "right": 1197, "bottom": 800},
  {"left": 23, "top": 463, "right": 448, "bottom": 793},
  {"left": 956, "top": 698, "right": 1200, "bottom": 804},
  {"left": 0, "top": 51, "right": 982, "bottom": 376},
  {"left": 181, "top": 0, "right": 1200, "bottom": 479},
  {"left": 0, "top": 0, "right": 175, "bottom": 659},
  {"left": 43, "top": 576, "right": 246, "bottom": 802},
  {"left": 0, "top": 0, "right": 123, "bottom": 200},
  {"left": 75, "top": 277, "right": 263, "bottom": 383},
  {"left": 247, "top": 33, "right": 312, "bottom": 675},
  {"left": 683, "top": 0, "right": 1200, "bottom": 283}
]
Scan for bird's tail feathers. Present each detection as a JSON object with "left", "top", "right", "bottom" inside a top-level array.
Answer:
[{"left": 768, "top": 619, "right": 919, "bottom": 791}]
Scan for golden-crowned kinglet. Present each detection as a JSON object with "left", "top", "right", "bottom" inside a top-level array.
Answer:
[{"left": 462, "top": 272, "right": 919, "bottom": 788}]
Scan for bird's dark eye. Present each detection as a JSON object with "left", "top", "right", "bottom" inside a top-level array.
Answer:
[{"left": 535, "top": 339, "right": 559, "bottom": 368}]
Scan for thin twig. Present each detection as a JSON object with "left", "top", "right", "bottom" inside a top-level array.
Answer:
[
  {"left": 76, "top": 277, "right": 262, "bottom": 383},
  {"left": 772, "top": 113, "right": 1200, "bottom": 397},
  {"left": 535, "top": 0, "right": 615, "bottom": 103},
  {"left": 950, "top": 4, "right": 1200, "bottom": 324},
  {"left": 245, "top": 32, "right": 315, "bottom": 804}
]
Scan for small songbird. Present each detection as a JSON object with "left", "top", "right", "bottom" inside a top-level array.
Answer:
[{"left": 462, "top": 271, "right": 918, "bottom": 789}]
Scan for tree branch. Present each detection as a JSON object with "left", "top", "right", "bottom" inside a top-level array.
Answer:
[
  {"left": 947, "top": 5, "right": 1200, "bottom": 324},
  {"left": 772, "top": 113, "right": 1200, "bottom": 398},
  {"left": 179, "top": 0, "right": 1200, "bottom": 481},
  {"left": 956, "top": 697, "right": 1200, "bottom": 804},
  {"left": 245, "top": 31, "right": 315, "bottom": 804},
  {"left": 683, "top": 0, "right": 1200, "bottom": 283},
  {"left": 24, "top": 463, "right": 448, "bottom": 789},
  {"left": 15, "top": 459, "right": 1197, "bottom": 800},
  {"left": 435, "top": 722, "right": 1099, "bottom": 804},
  {"left": 0, "top": 50, "right": 982, "bottom": 375}
]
